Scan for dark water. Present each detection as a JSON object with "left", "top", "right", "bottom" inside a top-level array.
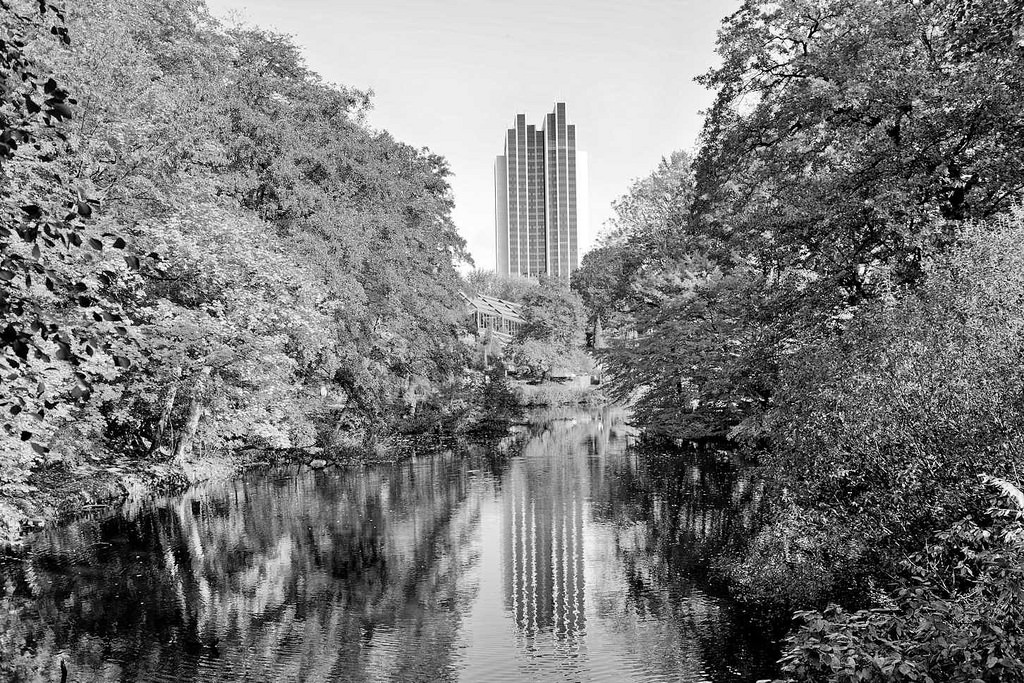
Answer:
[{"left": 1, "top": 407, "right": 780, "bottom": 682}]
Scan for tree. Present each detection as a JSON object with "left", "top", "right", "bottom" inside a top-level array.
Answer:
[
  {"left": 463, "top": 269, "right": 539, "bottom": 302},
  {"left": 2, "top": 0, "right": 477, "bottom": 540},
  {"left": 601, "top": 150, "right": 694, "bottom": 247},
  {"left": 587, "top": 0, "right": 1024, "bottom": 439},
  {"left": 694, "top": 0, "right": 1024, "bottom": 306},
  {"left": 1, "top": 0, "right": 154, "bottom": 500},
  {"left": 510, "top": 277, "right": 587, "bottom": 379}
]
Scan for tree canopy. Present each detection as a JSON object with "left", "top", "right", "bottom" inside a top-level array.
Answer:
[{"left": 0, "top": 0, "right": 473, "bottom": 538}]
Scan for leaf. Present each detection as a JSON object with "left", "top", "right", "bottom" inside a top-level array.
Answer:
[
  {"left": 49, "top": 102, "right": 73, "bottom": 120},
  {"left": 982, "top": 475, "right": 1024, "bottom": 510}
]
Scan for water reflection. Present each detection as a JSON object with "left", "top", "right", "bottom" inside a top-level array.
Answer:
[
  {"left": 503, "top": 425, "right": 587, "bottom": 639},
  {"left": 1, "top": 407, "right": 779, "bottom": 682}
]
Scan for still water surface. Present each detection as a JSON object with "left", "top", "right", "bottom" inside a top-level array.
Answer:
[{"left": 2, "top": 407, "right": 780, "bottom": 682}]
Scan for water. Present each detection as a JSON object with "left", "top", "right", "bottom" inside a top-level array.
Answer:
[{"left": 1, "top": 407, "right": 781, "bottom": 682}]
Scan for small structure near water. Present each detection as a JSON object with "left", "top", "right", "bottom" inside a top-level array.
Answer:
[{"left": 461, "top": 293, "right": 524, "bottom": 343}]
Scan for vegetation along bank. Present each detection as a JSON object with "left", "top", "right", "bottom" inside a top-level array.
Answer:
[
  {"left": 571, "top": 1, "right": 1024, "bottom": 680},
  {"left": 0, "top": 0, "right": 494, "bottom": 544}
]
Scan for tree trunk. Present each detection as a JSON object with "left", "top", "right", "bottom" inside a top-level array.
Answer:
[
  {"left": 173, "top": 365, "right": 211, "bottom": 466},
  {"left": 151, "top": 365, "right": 183, "bottom": 456}
]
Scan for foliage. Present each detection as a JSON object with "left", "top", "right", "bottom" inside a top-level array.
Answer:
[
  {"left": 774, "top": 478, "right": 1024, "bottom": 683},
  {"left": 577, "top": 0, "right": 1024, "bottom": 440},
  {"left": 509, "top": 277, "right": 588, "bottom": 379},
  {"left": 601, "top": 150, "right": 694, "bottom": 248},
  {"left": 0, "top": 0, "right": 472, "bottom": 538},
  {"left": 571, "top": 150, "right": 694, "bottom": 332},
  {"left": 0, "top": 0, "right": 157, "bottom": 502},
  {"left": 598, "top": 251, "right": 771, "bottom": 439},
  {"left": 462, "top": 269, "right": 539, "bottom": 302},
  {"left": 568, "top": 4, "right": 1024, "bottom": 673},
  {"left": 696, "top": 0, "right": 1024, "bottom": 302},
  {"left": 572, "top": 151, "right": 772, "bottom": 438},
  {"left": 741, "top": 214, "right": 1024, "bottom": 600}
]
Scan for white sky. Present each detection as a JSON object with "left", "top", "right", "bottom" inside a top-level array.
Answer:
[{"left": 204, "top": 0, "right": 739, "bottom": 270}]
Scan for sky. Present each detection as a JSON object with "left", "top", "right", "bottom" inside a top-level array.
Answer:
[{"left": 204, "top": 0, "right": 739, "bottom": 271}]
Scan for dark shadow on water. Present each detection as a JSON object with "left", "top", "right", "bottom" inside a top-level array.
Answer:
[{"left": 1, "top": 406, "right": 782, "bottom": 682}]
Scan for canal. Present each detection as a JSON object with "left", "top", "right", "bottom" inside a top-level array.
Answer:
[{"left": 1, "top": 407, "right": 781, "bottom": 682}]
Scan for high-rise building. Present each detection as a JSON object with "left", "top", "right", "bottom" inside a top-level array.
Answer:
[{"left": 495, "top": 102, "right": 588, "bottom": 279}]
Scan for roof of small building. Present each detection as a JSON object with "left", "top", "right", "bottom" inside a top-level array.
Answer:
[{"left": 460, "top": 292, "right": 525, "bottom": 323}]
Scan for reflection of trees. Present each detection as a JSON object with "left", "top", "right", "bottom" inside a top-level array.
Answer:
[
  {"left": 584, "top": 441, "right": 776, "bottom": 682},
  {"left": 2, "top": 451, "right": 489, "bottom": 682},
  {"left": 2, "top": 408, "right": 782, "bottom": 683}
]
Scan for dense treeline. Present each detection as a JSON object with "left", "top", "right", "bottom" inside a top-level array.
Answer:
[
  {"left": 573, "top": 0, "right": 1024, "bottom": 679},
  {"left": 1, "top": 0, "right": 470, "bottom": 541}
]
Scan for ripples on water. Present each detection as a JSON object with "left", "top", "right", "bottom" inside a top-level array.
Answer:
[{"left": 1, "top": 407, "right": 781, "bottom": 682}]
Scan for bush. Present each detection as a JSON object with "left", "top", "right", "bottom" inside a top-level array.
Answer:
[
  {"left": 754, "top": 210, "right": 1024, "bottom": 600},
  {"left": 774, "top": 478, "right": 1024, "bottom": 683},
  {"left": 723, "top": 505, "right": 868, "bottom": 611}
]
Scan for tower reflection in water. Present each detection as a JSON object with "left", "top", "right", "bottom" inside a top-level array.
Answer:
[{"left": 502, "top": 414, "right": 594, "bottom": 643}]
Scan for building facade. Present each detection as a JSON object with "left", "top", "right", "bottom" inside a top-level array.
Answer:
[{"left": 495, "top": 102, "right": 588, "bottom": 280}]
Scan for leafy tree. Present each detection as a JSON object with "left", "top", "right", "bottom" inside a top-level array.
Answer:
[
  {"left": 0, "top": 0, "right": 156, "bottom": 505},
  {"left": 510, "top": 278, "right": 587, "bottom": 379},
  {"left": 570, "top": 151, "right": 767, "bottom": 437},
  {"left": 732, "top": 210, "right": 1024, "bottom": 602},
  {"left": 1, "top": 0, "right": 475, "bottom": 539},
  {"left": 572, "top": 150, "right": 695, "bottom": 331},
  {"left": 214, "top": 24, "right": 468, "bottom": 425},
  {"left": 601, "top": 150, "right": 694, "bottom": 247},
  {"left": 571, "top": 244, "right": 636, "bottom": 332},
  {"left": 462, "top": 269, "right": 538, "bottom": 302},
  {"left": 584, "top": 0, "right": 1024, "bottom": 440},
  {"left": 695, "top": 0, "right": 1024, "bottom": 305}
]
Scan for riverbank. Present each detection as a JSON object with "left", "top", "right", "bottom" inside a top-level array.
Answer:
[
  {"left": 3, "top": 448, "right": 289, "bottom": 549},
  {"left": 0, "top": 425, "right": 508, "bottom": 550},
  {"left": 0, "top": 378, "right": 596, "bottom": 547}
]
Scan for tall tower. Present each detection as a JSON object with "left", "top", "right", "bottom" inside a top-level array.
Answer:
[{"left": 495, "top": 103, "right": 588, "bottom": 280}]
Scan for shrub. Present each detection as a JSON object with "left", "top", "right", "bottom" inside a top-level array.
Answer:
[
  {"left": 773, "top": 477, "right": 1024, "bottom": 683},
  {"left": 755, "top": 210, "right": 1024, "bottom": 598}
]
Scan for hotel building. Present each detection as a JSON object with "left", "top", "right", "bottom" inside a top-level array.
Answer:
[{"left": 494, "top": 102, "right": 588, "bottom": 279}]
